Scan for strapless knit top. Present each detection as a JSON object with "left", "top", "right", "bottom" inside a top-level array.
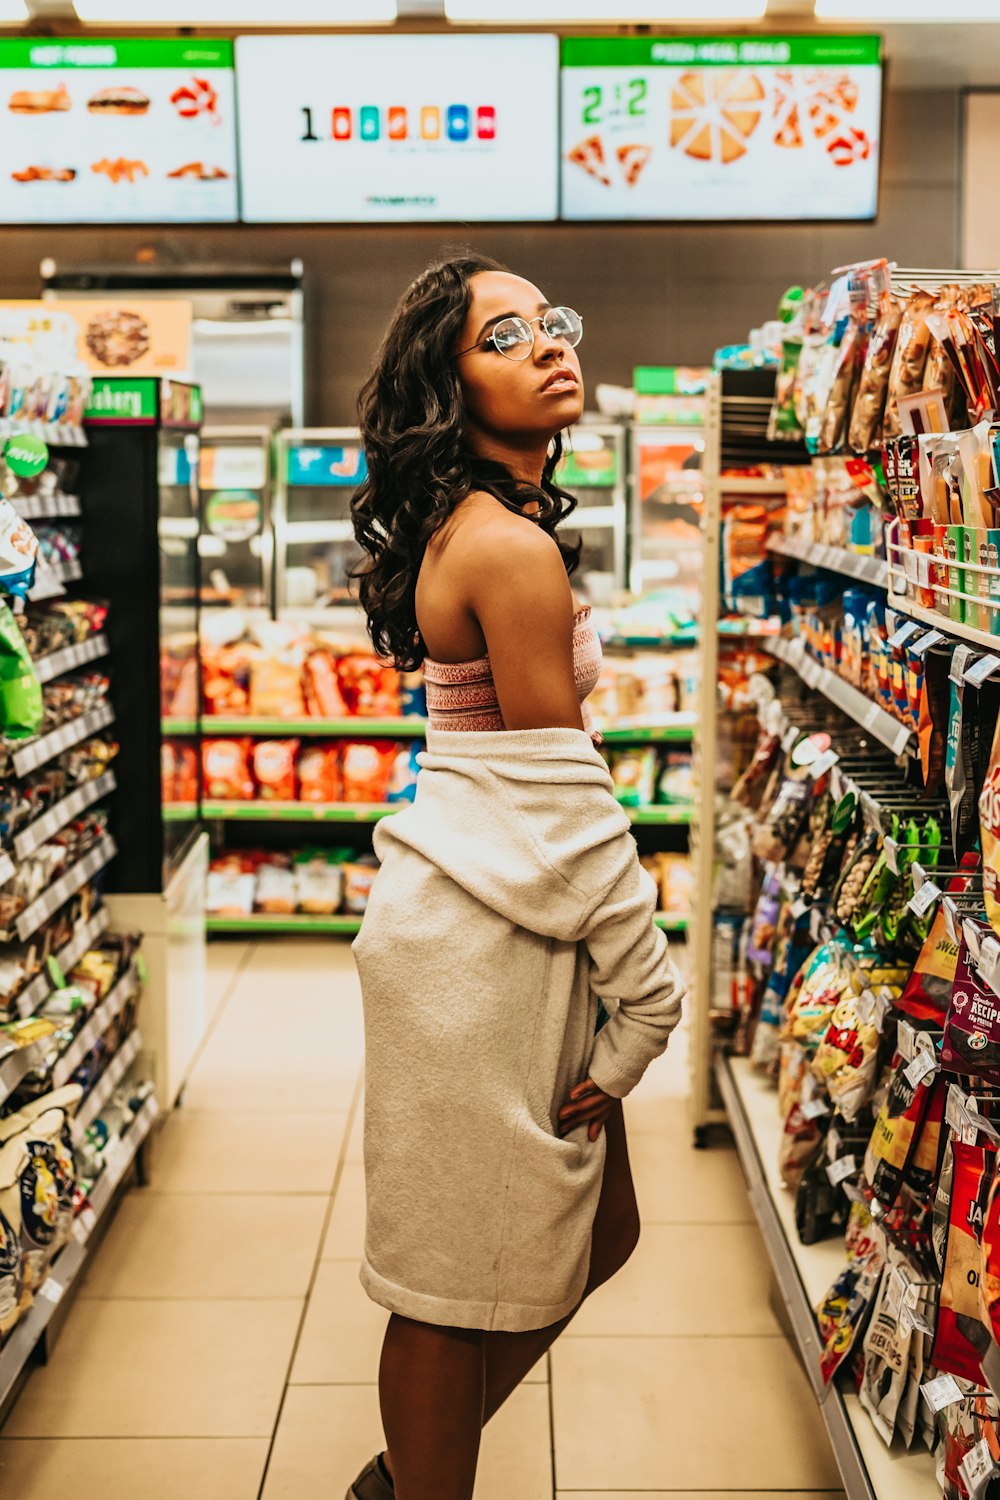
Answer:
[{"left": 423, "top": 605, "right": 603, "bottom": 742}]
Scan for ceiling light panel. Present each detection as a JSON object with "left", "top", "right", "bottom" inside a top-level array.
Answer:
[
  {"left": 816, "top": 0, "right": 996, "bottom": 15},
  {"left": 446, "top": 0, "right": 765, "bottom": 20},
  {"left": 74, "top": 0, "right": 396, "bottom": 23}
]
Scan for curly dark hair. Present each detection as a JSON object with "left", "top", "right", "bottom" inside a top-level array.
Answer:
[{"left": 350, "top": 251, "right": 581, "bottom": 672}]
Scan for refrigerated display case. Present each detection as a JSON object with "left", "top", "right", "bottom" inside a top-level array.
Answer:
[
  {"left": 555, "top": 420, "right": 627, "bottom": 600},
  {"left": 274, "top": 428, "right": 368, "bottom": 622},
  {"left": 199, "top": 425, "right": 274, "bottom": 616},
  {"left": 628, "top": 421, "right": 706, "bottom": 606}
]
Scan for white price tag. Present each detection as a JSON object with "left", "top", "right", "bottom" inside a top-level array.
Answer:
[
  {"left": 827, "top": 1125, "right": 842, "bottom": 1158},
  {"left": 921, "top": 1373, "right": 964, "bottom": 1413},
  {"left": 951, "top": 644, "right": 976, "bottom": 686},
  {"left": 883, "top": 837, "right": 900, "bottom": 874},
  {"left": 905, "top": 1049, "right": 939, "bottom": 1088},
  {"left": 960, "top": 1439, "right": 997, "bottom": 1496},
  {"left": 826, "top": 1153, "right": 857, "bottom": 1186},
  {"left": 38, "top": 1278, "right": 63, "bottom": 1305},
  {"left": 810, "top": 749, "right": 840, "bottom": 779},
  {"left": 912, "top": 629, "right": 947, "bottom": 656},
  {"left": 908, "top": 880, "right": 942, "bottom": 918},
  {"left": 947, "top": 1085, "right": 971, "bottom": 1133},
  {"left": 843, "top": 1181, "right": 868, "bottom": 1205},
  {"left": 801, "top": 1096, "right": 830, "bottom": 1121},
  {"left": 964, "top": 654, "right": 1000, "bottom": 687},
  {"left": 782, "top": 725, "right": 799, "bottom": 751},
  {"left": 830, "top": 765, "right": 846, "bottom": 801},
  {"left": 855, "top": 988, "right": 876, "bottom": 1025},
  {"left": 888, "top": 621, "right": 921, "bottom": 649},
  {"left": 909, "top": 1308, "right": 935, "bottom": 1337},
  {"left": 942, "top": 897, "right": 960, "bottom": 945},
  {"left": 790, "top": 898, "right": 809, "bottom": 920}
]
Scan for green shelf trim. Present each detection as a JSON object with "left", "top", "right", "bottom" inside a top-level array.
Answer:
[
  {"left": 163, "top": 803, "right": 198, "bottom": 822},
  {"left": 200, "top": 717, "right": 428, "bottom": 738},
  {"left": 162, "top": 719, "right": 198, "bottom": 736},
  {"left": 600, "top": 722, "right": 694, "bottom": 744},
  {"left": 653, "top": 914, "right": 690, "bottom": 932},
  {"left": 207, "top": 914, "right": 364, "bottom": 935},
  {"left": 627, "top": 804, "right": 693, "bottom": 825},
  {"left": 202, "top": 801, "right": 400, "bottom": 822}
]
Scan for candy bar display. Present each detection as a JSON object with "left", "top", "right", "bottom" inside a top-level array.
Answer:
[{"left": 0, "top": 354, "right": 157, "bottom": 1401}]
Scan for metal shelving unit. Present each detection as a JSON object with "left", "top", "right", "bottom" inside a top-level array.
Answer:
[
  {"left": 717, "top": 1053, "right": 936, "bottom": 1500},
  {"left": 762, "top": 637, "right": 915, "bottom": 758},
  {"left": 767, "top": 534, "right": 888, "bottom": 590},
  {"left": 205, "top": 909, "right": 690, "bottom": 937}
]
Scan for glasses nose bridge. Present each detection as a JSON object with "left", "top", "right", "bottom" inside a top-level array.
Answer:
[{"left": 531, "top": 312, "right": 564, "bottom": 360}]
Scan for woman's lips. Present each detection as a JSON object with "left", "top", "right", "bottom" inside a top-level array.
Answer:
[{"left": 540, "top": 371, "right": 579, "bottom": 394}]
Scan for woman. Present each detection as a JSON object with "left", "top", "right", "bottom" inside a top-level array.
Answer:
[{"left": 347, "top": 252, "right": 684, "bottom": 1500}]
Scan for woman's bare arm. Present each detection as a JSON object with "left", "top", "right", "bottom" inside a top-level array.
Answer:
[{"left": 460, "top": 513, "right": 585, "bottom": 734}]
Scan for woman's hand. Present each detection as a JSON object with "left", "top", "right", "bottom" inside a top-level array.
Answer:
[{"left": 558, "top": 1078, "right": 615, "bottom": 1142}]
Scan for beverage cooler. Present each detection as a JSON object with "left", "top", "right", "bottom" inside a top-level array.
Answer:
[
  {"left": 80, "top": 376, "right": 208, "bottom": 1108},
  {"left": 556, "top": 421, "right": 628, "bottom": 601},
  {"left": 199, "top": 424, "right": 274, "bottom": 618},
  {"left": 273, "top": 428, "right": 368, "bottom": 623}
]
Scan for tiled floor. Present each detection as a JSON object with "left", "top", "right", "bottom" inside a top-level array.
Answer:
[{"left": 0, "top": 937, "right": 845, "bottom": 1498}]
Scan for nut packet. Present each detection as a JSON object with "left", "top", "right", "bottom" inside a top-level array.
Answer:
[
  {"left": 849, "top": 294, "right": 904, "bottom": 454},
  {"left": 884, "top": 290, "right": 937, "bottom": 440}
]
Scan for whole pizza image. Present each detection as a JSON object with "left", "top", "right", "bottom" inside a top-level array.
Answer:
[{"left": 561, "top": 35, "right": 881, "bottom": 220}]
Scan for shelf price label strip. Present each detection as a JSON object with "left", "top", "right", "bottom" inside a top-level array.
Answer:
[
  {"left": 12, "top": 493, "right": 81, "bottom": 521},
  {"left": 764, "top": 638, "right": 915, "bottom": 758},
  {"left": 72, "top": 1028, "right": 142, "bottom": 1144},
  {"left": 13, "top": 835, "right": 117, "bottom": 945},
  {"left": 11, "top": 701, "right": 114, "bottom": 780},
  {"left": 13, "top": 770, "right": 116, "bottom": 863},
  {"left": 33, "top": 634, "right": 109, "bottom": 687},
  {"left": 7, "top": 908, "right": 112, "bottom": 1024},
  {"left": 766, "top": 534, "right": 888, "bottom": 590},
  {"left": 51, "top": 966, "right": 139, "bottom": 1090}
]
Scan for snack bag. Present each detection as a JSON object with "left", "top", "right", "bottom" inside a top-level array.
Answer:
[
  {"left": 0, "top": 599, "right": 43, "bottom": 739},
  {"left": 860, "top": 1252, "right": 916, "bottom": 1444},
  {"left": 297, "top": 745, "right": 342, "bottom": 803},
  {"left": 819, "top": 319, "right": 866, "bottom": 454},
  {"left": 304, "top": 650, "right": 349, "bottom": 718},
  {"left": 849, "top": 295, "right": 903, "bottom": 454},
  {"left": 342, "top": 858, "right": 378, "bottom": 914},
  {"left": 0, "top": 1086, "right": 81, "bottom": 1289},
  {"left": 251, "top": 740, "right": 299, "bottom": 802},
  {"left": 942, "top": 928, "right": 1000, "bottom": 1079},
  {"left": 864, "top": 1054, "right": 934, "bottom": 1209},
  {"left": 811, "top": 993, "right": 882, "bottom": 1123},
  {"left": 0, "top": 499, "right": 38, "bottom": 601},
  {"left": 776, "top": 1097, "right": 823, "bottom": 1193},
  {"left": 385, "top": 742, "right": 421, "bottom": 804},
  {"left": 340, "top": 741, "right": 398, "bottom": 804},
  {"left": 933, "top": 1138, "right": 997, "bottom": 1387},
  {"left": 883, "top": 291, "right": 936, "bottom": 440},
  {"left": 202, "top": 739, "right": 255, "bottom": 801},
  {"left": 0, "top": 1134, "right": 27, "bottom": 1341},
  {"left": 816, "top": 1255, "right": 884, "bottom": 1385}
]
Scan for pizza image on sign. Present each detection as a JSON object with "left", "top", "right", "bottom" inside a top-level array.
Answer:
[
  {"left": 616, "top": 143, "right": 652, "bottom": 188},
  {"left": 773, "top": 69, "right": 860, "bottom": 149},
  {"left": 669, "top": 69, "right": 766, "bottom": 164},
  {"left": 567, "top": 133, "right": 612, "bottom": 187}
]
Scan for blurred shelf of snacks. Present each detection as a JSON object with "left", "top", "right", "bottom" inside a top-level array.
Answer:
[{"left": 0, "top": 340, "right": 158, "bottom": 1421}]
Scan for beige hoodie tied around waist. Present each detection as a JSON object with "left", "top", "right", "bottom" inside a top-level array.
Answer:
[{"left": 352, "top": 725, "right": 685, "bottom": 1333}]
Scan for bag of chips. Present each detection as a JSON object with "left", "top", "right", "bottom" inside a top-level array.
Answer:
[
  {"left": 933, "top": 1138, "right": 997, "bottom": 1387},
  {"left": 252, "top": 739, "right": 299, "bottom": 802},
  {"left": 849, "top": 295, "right": 903, "bottom": 454},
  {"left": 340, "top": 741, "right": 398, "bottom": 804},
  {"left": 860, "top": 1253, "right": 916, "bottom": 1444},
  {"left": 202, "top": 739, "right": 255, "bottom": 801},
  {"left": 980, "top": 712, "right": 1000, "bottom": 938},
  {"left": 883, "top": 291, "right": 936, "bottom": 440},
  {"left": 817, "top": 1255, "right": 884, "bottom": 1385},
  {"left": 297, "top": 745, "right": 342, "bottom": 804},
  {"left": 864, "top": 1054, "right": 935, "bottom": 1210},
  {"left": 811, "top": 992, "right": 882, "bottom": 1123}
]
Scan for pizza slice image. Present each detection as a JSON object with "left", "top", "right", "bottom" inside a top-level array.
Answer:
[
  {"left": 616, "top": 142, "right": 652, "bottom": 188},
  {"left": 669, "top": 69, "right": 765, "bottom": 165},
  {"left": 567, "top": 134, "right": 612, "bottom": 188}
]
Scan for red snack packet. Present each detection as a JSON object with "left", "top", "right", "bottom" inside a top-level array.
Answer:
[
  {"left": 932, "top": 1138, "right": 997, "bottom": 1387},
  {"left": 202, "top": 739, "right": 254, "bottom": 800},
  {"left": 252, "top": 739, "right": 299, "bottom": 801},
  {"left": 298, "top": 745, "right": 342, "bottom": 804}
]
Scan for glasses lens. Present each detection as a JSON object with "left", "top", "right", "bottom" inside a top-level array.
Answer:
[
  {"left": 543, "top": 307, "right": 583, "bottom": 347},
  {"left": 491, "top": 317, "right": 533, "bottom": 360}
]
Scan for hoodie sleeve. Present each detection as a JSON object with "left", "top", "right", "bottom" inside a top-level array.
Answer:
[{"left": 581, "top": 858, "right": 685, "bottom": 1099}]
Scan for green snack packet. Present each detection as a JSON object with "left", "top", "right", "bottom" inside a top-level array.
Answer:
[{"left": 0, "top": 599, "right": 42, "bottom": 739}]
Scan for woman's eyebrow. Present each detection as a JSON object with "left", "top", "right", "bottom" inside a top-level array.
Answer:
[{"left": 474, "top": 302, "right": 551, "bottom": 343}]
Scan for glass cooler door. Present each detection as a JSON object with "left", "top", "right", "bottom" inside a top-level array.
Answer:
[
  {"left": 158, "top": 422, "right": 202, "bottom": 880},
  {"left": 274, "top": 428, "right": 367, "bottom": 621},
  {"left": 555, "top": 421, "right": 628, "bottom": 603}
]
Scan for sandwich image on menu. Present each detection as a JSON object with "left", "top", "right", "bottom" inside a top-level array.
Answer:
[{"left": 0, "top": 36, "right": 238, "bottom": 223}]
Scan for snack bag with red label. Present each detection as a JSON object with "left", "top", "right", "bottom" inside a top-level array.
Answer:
[
  {"left": 942, "top": 926, "right": 1000, "bottom": 1079},
  {"left": 297, "top": 744, "right": 342, "bottom": 804},
  {"left": 251, "top": 740, "right": 298, "bottom": 802},
  {"left": 932, "top": 1138, "right": 997, "bottom": 1387},
  {"left": 340, "top": 740, "right": 398, "bottom": 804},
  {"left": 202, "top": 739, "right": 254, "bottom": 801}
]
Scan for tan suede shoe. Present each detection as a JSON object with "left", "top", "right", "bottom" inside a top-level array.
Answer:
[{"left": 346, "top": 1454, "right": 394, "bottom": 1499}]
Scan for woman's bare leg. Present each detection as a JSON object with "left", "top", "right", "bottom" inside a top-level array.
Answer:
[
  {"left": 378, "top": 1314, "right": 485, "bottom": 1500},
  {"left": 480, "top": 1099, "right": 639, "bottom": 1422},
  {"left": 379, "top": 1101, "right": 638, "bottom": 1492}
]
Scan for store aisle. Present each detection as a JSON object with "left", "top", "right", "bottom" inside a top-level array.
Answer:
[{"left": 0, "top": 940, "right": 845, "bottom": 1499}]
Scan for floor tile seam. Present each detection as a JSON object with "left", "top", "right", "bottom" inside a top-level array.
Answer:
[
  {"left": 156, "top": 1108, "right": 352, "bottom": 1117},
  {"left": 76, "top": 1294, "right": 313, "bottom": 1302},
  {"left": 184, "top": 941, "right": 258, "bottom": 1075},
  {"left": 550, "top": 1333, "right": 792, "bottom": 1342},
  {"left": 254, "top": 1064, "right": 366, "bottom": 1500},
  {"left": 0, "top": 1434, "right": 270, "bottom": 1443},
  {"left": 136, "top": 1189, "right": 352, "bottom": 1197},
  {"left": 633, "top": 1218, "right": 755, "bottom": 1227},
  {"left": 546, "top": 1350, "right": 557, "bottom": 1499}
]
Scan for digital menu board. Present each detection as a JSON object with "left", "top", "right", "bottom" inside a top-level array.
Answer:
[
  {"left": 560, "top": 35, "right": 881, "bottom": 222},
  {"left": 0, "top": 37, "right": 238, "bottom": 224},
  {"left": 236, "top": 34, "right": 559, "bottom": 223}
]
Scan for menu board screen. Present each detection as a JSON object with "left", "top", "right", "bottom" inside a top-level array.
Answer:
[
  {"left": 236, "top": 34, "right": 559, "bottom": 223},
  {"left": 0, "top": 37, "right": 238, "bottom": 224},
  {"left": 560, "top": 35, "right": 881, "bottom": 222}
]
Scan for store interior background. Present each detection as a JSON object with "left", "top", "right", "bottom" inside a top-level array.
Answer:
[{"left": 0, "top": 81, "right": 974, "bottom": 425}]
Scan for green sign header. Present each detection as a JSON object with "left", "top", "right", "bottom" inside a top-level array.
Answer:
[
  {"left": 0, "top": 37, "right": 233, "bottom": 69},
  {"left": 85, "top": 377, "right": 159, "bottom": 425},
  {"left": 561, "top": 35, "right": 882, "bottom": 68}
]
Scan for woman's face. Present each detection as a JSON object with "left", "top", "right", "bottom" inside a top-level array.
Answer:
[{"left": 455, "top": 271, "right": 585, "bottom": 446}]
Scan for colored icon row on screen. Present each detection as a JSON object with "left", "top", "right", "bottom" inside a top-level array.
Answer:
[{"left": 330, "top": 105, "right": 496, "bottom": 142}]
